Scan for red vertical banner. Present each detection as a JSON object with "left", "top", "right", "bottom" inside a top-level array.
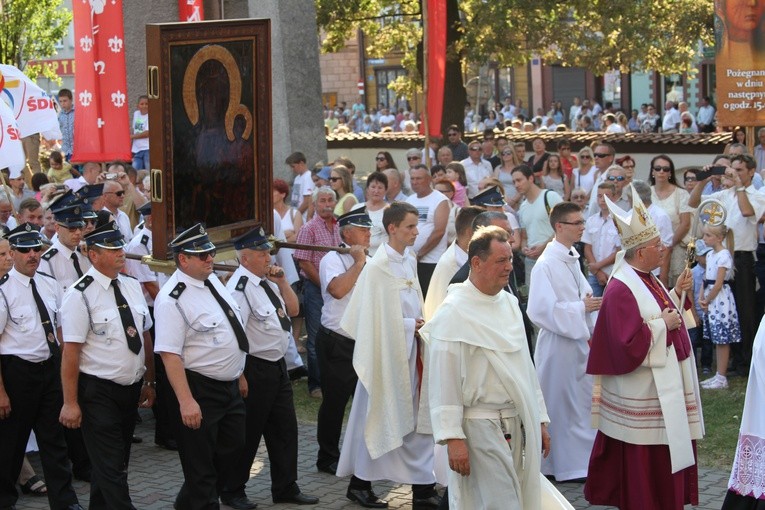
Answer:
[
  {"left": 72, "top": 0, "right": 131, "bottom": 162},
  {"left": 178, "top": 0, "right": 204, "bottom": 21},
  {"left": 426, "top": 0, "right": 446, "bottom": 137}
]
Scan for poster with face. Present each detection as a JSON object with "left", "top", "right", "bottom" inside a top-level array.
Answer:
[{"left": 715, "top": 0, "right": 765, "bottom": 126}]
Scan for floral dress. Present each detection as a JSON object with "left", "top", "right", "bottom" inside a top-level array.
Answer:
[{"left": 703, "top": 249, "right": 742, "bottom": 345}]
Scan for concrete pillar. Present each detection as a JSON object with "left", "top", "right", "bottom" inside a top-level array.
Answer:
[{"left": 243, "top": 0, "right": 327, "bottom": 181}]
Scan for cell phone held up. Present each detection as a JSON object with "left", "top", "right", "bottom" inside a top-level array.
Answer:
[{"left": 696, "top": 166, "right": 726, "bottom": 181}]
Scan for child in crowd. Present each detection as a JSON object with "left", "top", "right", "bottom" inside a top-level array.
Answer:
[
  {"left": 690, "top": 240, "right": 714, "bottom": 375},
  {"left": 444, "top": 162, "right": 468, "bottom": 207},
  {"left": 699, "top": 224, "right": 741, "bottom": 389}
]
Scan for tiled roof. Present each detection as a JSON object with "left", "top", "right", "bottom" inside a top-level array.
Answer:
[{"left": 327, "top": 131, "right": 732, "bottom": 148}]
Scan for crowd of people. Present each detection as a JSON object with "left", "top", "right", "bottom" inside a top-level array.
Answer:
[
  {"left": 324, "top": 95, "right": 720, "bottom": 137},
  {"left": 2, "top": 104, "right": 765, "bottom": 510}
]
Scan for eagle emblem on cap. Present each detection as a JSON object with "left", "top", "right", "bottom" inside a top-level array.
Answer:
[
  {"left": 24, "top": 224, "right": 31, "bottom": 231},
  {"left": 199, "top": 226, "right": 206, "bottom": 235},
  {"left": 259, "top": 227, "right": 265, "bottom": 236},
  {"left": 74, "top": 207, "right": 81, "bottom": 215},
  {"left": 111, "top": 221, "right": 119, "bottom": 230}
]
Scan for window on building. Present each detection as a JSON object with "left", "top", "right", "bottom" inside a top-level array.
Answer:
[{"left": 375, "top": 68, "right": 407, "bottom": 110}]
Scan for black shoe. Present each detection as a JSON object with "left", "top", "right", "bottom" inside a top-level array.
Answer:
[
  {"left": 288, "top": 366, "right": 309, "bottom": 381},
  {"left": 220, "top": 494, "right": 258, "bottom": 510},
  {"left": 316, "top": 461, "right": 338, "bottom": 475},
  {"left": 412, "top": 494, "right": 442, "bottom": 509},
  {"left": 155, "top": 438, "right": 178, "bottom": 451},
  {"left": 131, "top": 435, "right": 143, "bottom": 444},
  {"left": 346, "top": 488, "right": 388, "bottom": 508},
  {"left": 272, "top": 491, "right": 319, "bottom": 505}
]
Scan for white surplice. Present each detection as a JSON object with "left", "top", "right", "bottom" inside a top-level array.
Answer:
[
  {"left": 527, "top": 240, "right": 597, "bottom": 481},
  {"left": 423, "top": 242, "right": 468, "bottom": 321},
  {"left": 336, "top": 243, "right": 435, "bottom": 484}
]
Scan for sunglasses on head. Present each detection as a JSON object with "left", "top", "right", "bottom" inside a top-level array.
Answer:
[{"left": 14, "top": 246, "right": 43, "bottom": 253}]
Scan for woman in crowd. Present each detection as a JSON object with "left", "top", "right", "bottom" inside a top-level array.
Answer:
[
  {"left": 433, "top": 178, "right": 460, "bottom": 245},
  {"left": 616, "top": 155, "right": 636, "bottom": 183},
  {"left": 484, "top": 109, "right": 500, "bottom": 130},
  {"left": 357, "top": 171, "right": 389, "bottom": 255},
  {"left": 527, "top": 136, "right": 550, "bottom": 175},
  {"left": 683, "top": 168, "right": 700, "bottom": 194},
  {"left": 557, "top": 139, "right": 578, "bottom": 179},
  {"left": 374, "top": 151, "right": 396, "bottom": 172},
  {"left": 542, "top": 153, "right": 570, "bottom": 200},
  {"left": 571, "top": 146, "right": 597, "bottom": 199},
  {"left": 649, "top": 154, "right": 693, "bottom": 286},
  {"left": 329, "top": 165, "right": 358, "bottom": 216},
  {"left": 493, "top": 144, "right": 522, "bottom": 209}
]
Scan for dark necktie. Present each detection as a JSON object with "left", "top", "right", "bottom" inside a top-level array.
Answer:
[
  {"left": 30, "top": 278, "right": 58, "bottom": 354},
  {"left": 204, "top": 279, "right": 249, "bottom": 353},
  {"left": 259, "top": 280, "right": 292, "bottom": 332},
  {"left": 111, "top": 280, "right": 142, "bottom": 354},
  {"left": 71, "top": 253, "right": 83, "bottom": 278}
]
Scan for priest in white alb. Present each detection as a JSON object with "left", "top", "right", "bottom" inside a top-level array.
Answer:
[
  {"left": 422, "top": 225, "right": 574, "bottom": 510},
  {"left": 527, "top": 201, "right": 599, "bottom": 482},
  {"left": 337, "top": 202, "right": 441, "bottom": 509}
]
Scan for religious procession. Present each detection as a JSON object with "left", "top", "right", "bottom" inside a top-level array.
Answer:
[{"left": 1, "top": 1, "right": 765, "bottom": 510}]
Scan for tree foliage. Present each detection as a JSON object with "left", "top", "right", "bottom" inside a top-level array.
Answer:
[
  {"left": 316, "top": 0, "right": 715, "bottom": 84},
  {"left": 0, "top": 0, "right": 72, "bottom": 83}
]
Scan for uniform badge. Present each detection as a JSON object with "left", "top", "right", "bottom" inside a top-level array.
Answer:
[
  {"left": 227, "top": 310, "right": 234, "bottom": 317},
  {"left": 277, "top": 309, "right": 286, "bottom": 318},
  {"left": 24, "top": 224, "right": 32, "bottom": 232},
  {"left": 200, "top": 226, "right": 206, "bottom": 235},
  {"left": 47, "top": 333, "right": 55, "bottom": 342},
  {"left": 127, "top": 326, "right": 138, "bottom": 338}
]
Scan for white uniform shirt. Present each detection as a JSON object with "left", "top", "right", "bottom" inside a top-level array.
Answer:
[
  {"left": 61, "top": 268, "right": 152, "bottom": 385},
  {"left": 459, "top": 157, "right": 493, "bottom": 198},
  {"left": 0, "top": 269, "right": 62, "bottom": 362},
  {"left": 154, "top": 271, "right": 246, "bottom": 381},
  {"left": 708, "top": 186, "right": 765, "bottom": 252},
  {"left": 103, "top": 208, "right": 133, "bottom": 243},
  {"left": 582, "top": 213, "right": 621, "bottom": 275},
  {"left": 40, "top": 239, "right": 92, "bottom": 293},
  {"left": 319, "top": 248, "right": 365, "bottom": 338},
  {"left": 123, "top": 227, "right": 167, "bottom": 306},
  {"left": 226, "top": 265, "right": 290, "bottom": 362}
]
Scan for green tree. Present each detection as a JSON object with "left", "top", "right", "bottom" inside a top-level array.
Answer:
[
  {"left": 316, "top": 0, "right": 714, "bottom": 134},
  {"left": 0, "top": 0, "right": 72, "bottom": 82}
]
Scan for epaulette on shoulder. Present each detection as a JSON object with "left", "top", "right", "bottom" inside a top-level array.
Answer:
[
  {"left": 74, "top": 275, "right": 94, "bottom": 292},
  {"left": 235, "top": 275, "right": 248, "bottom": 292},
  {"left": 41, "top": 248, "right": 58, "bottom": 261},
  {"left": 0, "top": 274, "right": 8, "bottom": 286},
  {"left": 169, "top": 282, "right": 186, "bottom": 300},
  {"left": 36, "top": 271, "right": 55, "bottom": 280},
  {"left": 121, "top": 273, "right": 137, "bottom": 280},
  {"left": 140, "top": 235, "right": 149, "bottom": 246}
]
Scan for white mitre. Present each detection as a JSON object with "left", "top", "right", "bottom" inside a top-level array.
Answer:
[{"left": 604, "top": 184, "right": 659, "bottom": 250}]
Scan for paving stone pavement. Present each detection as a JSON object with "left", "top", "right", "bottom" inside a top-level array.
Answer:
[{"left": 17, "top": 410, "right": 730, "bottom": 510}]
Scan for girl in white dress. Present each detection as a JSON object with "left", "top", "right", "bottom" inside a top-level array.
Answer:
[{"left": 699, "top": 224, "right": 741, "bottom": 390}]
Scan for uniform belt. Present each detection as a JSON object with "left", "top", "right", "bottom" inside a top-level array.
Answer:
[
  {"left": 249, "top": 355, "right": 284, "bottom": 366},
  {"left": 80, "top": 372, "right": 142, "bottom": 387},
  {"left": 320, "top": 326, "right": 353, "bottom": 343},
  {"left": 185, "top": 369, "right": 238, "bottom": 385},
  {"left": 463, "top": 405, "right": 517, "bottom": 420},
  {"left": 0, "top": 354, "right": 56, "bottom": 367}
]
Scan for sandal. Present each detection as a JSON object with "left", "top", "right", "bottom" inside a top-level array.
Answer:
[{"left": 20, "top": 474, "right": 47, "bottom": 496}]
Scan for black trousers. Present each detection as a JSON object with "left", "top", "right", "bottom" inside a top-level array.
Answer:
[
  {"left": 417, "top": 262, "right": 437, "bottom": 299},
  {"left": 151, "top": 353, "right": 175, "bottom": 443},
  {"left": 316, "top": 327, "right": 358, "bottom": 469},
  {"left": 732, "top": 251, "right": 756, "bottom": 374},
  {"left": 173, "top": 370, "right": 245, "bottom": 510},
  {"left": 222, "top": 356, "right": 298, "bottom": 499},
  {"left": 78, "top": 373, "right": 141, "bottom": 510},
  {"left": 0, "top": 355, "right": 79, "bottom": 510}
]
